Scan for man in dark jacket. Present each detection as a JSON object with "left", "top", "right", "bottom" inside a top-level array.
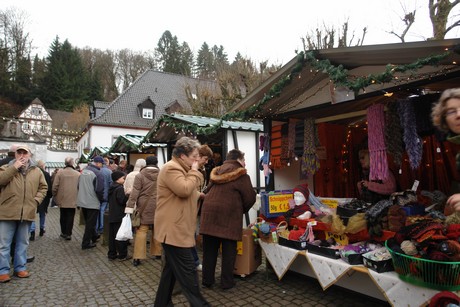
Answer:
[
  {"left": 200, "top": 149, "right": 256, "bottom": 290},
  {"left": 29, "top": 160, "right": 52, "bottom": 240},
  {"left": 77, "top": 156, "right": 105, "bottom": 250}
]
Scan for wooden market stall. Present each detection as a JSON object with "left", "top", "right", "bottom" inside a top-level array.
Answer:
[{"left": 228, "top": 39, "right": 460, "bottom": 305}]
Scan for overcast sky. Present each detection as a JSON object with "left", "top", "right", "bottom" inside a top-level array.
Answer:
[{"left": 3, "top": 0, "right": 460, "bottom": 65}]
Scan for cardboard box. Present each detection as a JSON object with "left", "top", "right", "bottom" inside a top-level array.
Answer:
[
  {"left": 260, "top": 190, "right": 293, "bottom": 218},
  {"left": 234, "top": 229, "right": 262, "bottom": 276}
]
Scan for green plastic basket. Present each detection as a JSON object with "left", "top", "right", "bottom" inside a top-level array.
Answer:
[{"left": 385, "top": 241, "right": 460, "bottom": 291}]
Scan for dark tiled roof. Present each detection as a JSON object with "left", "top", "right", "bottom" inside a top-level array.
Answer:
[
  {"left": 93, "top": 101, "right": 110, "bottom": 108},
  {"left": 90, "top": 70, "right": 216, "bottom": 129}
]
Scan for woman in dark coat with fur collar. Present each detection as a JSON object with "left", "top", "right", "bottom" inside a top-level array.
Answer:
[{"left": 199, "top": 149, "right": 256, "bottom": 290}]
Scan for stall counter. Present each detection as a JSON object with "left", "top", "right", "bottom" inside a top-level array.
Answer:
[{"left": 259, "top": 240, "right": 459, "bottom": 307}]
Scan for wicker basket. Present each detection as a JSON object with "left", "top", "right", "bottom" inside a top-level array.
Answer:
[{"left": 385, "top": 241, "right": 460, "bottom": 291}]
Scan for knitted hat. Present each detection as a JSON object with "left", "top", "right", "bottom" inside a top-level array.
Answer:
[
  {"left": 146, "top": 155, "right": 158, "bottom": 166},
  {"left": 111, "top": 171, "right": 125, "bottom": 182},
  {"left": 293, "top": 183, "right": 309, "bottom": 200}
]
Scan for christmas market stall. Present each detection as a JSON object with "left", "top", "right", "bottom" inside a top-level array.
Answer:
[
  {"left": 228, "top": 39, "right": 460, "bottom": 305},
  {"left": 142, "top": 113, "right": 266, "bottom": 225}
]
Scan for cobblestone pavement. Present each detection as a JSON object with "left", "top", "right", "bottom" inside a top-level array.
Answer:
[{"left": 0, "top": 208, "right": 390, "bottom": 306}]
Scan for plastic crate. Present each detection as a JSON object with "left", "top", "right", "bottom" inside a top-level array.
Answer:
[{"left": 385, "top": 241, "right": 460, "bottom": 291}]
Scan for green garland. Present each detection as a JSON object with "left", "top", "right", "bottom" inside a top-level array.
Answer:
[{"left": 150, "top": 49, "right": 451, "bottom": 138}]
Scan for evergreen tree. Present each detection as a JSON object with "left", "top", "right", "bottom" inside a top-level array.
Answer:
[
  {"left": 196, "top": 42, "right": 214, "bottom": 79},
  {"left": 0, "top": 41, "right": 11, "bottom": 97},
  {"left": 38, "top": 37, "right": 95, "bottom": 111},
  {"left": 11, "top": 54, "right": 33, "bottom": 103},
  {"left": 179, "top": 42, "right": 194, "bottom": 76},
  {"left": 31, "top": 54, "right": 46, "bottom": 98},
  {"left": 156, "top": 30, "right": 182, "bottom": 74}
]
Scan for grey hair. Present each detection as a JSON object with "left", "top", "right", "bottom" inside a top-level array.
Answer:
[{"left": 172, "top": 137, "right": 201, "bottom": 158}]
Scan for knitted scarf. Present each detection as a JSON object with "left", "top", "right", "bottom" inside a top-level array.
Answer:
[
  {"left": 288, "top": 118, "right": 296, "bottom": 160},
  {"left": 301, "top": 118, "right": 320, "bottom": 178},
  {"left": 367, "top": 104, "right": 388, "bottom": 180},
  {"left": 384, "top": 102, "right": 404, "bottom": 167},
  {"left": 398, "top": 99, "right": 423, "bottom": 169}
]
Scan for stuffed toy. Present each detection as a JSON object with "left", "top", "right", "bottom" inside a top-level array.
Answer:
[{"left": 284, "top": 183, "right": 311, "bottom": 222}]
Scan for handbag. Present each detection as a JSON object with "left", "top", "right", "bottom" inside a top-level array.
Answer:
[
  {"left": 116, "top": 214, "right": 133, "bottom": 241},
  {"left": 131, "top": 208, "right": 141, "bottom": 228}
]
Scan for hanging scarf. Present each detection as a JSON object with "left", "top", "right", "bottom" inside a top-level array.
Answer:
[
  {"left": 301, "top": 118, "right": 320, "bottom": 178},
  {"left": 398, "top": 99, "right": 423, "bottom": 170},
  {"left": 367, "top": 104, "right": 388, "bottom": 180},
  {"left": 288, "top": 118, "right": 296, "bottom": 160},
  {"left": 384, "top": 102, "right": 404, "bottom": 167},
  {"left": 280, "top": 124, "right": 290, "bottom": 166}
]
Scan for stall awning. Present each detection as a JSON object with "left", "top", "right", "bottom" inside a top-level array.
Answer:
[
  {"left": 45, "top": 162, "right": 66, "bottom": 169},
  {"left": 144, "top": 113, "right": 263, "bottom": 143}
]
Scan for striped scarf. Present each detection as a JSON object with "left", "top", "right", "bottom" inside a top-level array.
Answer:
[{"left": 367, "top": 104, "right": 388, "bottom": 180}]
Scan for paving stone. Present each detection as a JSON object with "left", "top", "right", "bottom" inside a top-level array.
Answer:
[{"left": 0, "top": 208, "right": 391, "bottom": 306}]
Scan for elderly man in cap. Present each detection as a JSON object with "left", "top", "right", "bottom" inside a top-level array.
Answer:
[
  {"left": 0, "top": 144, "right": 48, "bottom": 283},
  {"left": 77, "top": 156, "right": 105, "bottom": 250}
]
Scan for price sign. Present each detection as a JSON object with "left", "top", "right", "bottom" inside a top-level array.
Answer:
[
  {"left": 268, "top": 194, "right": 293, "bottom": 214},
  {"left": 236, "top": 241, "right": 243, "bottom": 255},
  {"left": 324, "top": 231, "right": 349, "bottom": 245}
]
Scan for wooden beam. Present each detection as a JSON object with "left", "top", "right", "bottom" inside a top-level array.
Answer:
[{"left": 314, "top": 110, "right": 367, "bottom": 123}]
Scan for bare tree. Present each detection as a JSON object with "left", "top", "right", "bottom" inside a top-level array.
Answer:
[
  {"left": 301, "top": 21, "right": 366, "bottom": 50},
  {"left": 116, "top": 49, "right": 152, "bottom": 92},
  {"left": 389, "top": 2, "right": 417, "bottom": 43},
  {"left": 0, "top": 7, "right": 32, "bottom": 81},
  {"left": 429, "top": 0, "right": 460, "bottom": 39},
  {"left": 79, "top": 48, "right": 119, "bottom": 102}
]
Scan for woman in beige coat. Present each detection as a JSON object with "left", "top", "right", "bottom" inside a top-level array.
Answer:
[
  {"left": 153, "top": 137, "right": 209, "bottom": 307},
  {"left": 125, "top": 156, "right": 160, "bottom": 266}
]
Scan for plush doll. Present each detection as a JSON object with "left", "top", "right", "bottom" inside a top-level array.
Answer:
[
  {"left": 284, "top": 183, "right": 312, "bottom": 223},
  {"left": 291, "top": 183, "right": 312, "bottom": 219}
]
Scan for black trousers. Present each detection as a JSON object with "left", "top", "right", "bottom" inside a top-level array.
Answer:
[
  {"left": 108, "top": 222, "right": 128, "bottom": 259},
  {"left": 81, "top": 208, "right": 99, "bottom": 248},
  {"left": 201, "top": 234, "right": 237, "bottom": 289},
  {"left": 154, "top": 243, "right": 210, "bottom": 307},
  {"left": 59, "top": 207, "right": 76, "bottom": 236}
]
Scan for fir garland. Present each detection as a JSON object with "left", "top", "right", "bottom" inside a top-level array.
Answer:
[{"left": 148, "top": 50, "right": 450, "bottom": 139}]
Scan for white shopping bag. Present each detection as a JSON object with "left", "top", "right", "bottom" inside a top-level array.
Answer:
[{"left": 116, "top": 214, "right": 133, "bottom": 241}]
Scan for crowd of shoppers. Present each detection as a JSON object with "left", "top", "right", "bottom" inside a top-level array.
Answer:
[{"left": 0, "top": 137, "right": 256, "bottom": 306}]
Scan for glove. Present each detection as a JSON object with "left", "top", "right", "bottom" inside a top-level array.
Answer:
[{"left": 124, "top": 207, "right": 134, "bottom": 214}]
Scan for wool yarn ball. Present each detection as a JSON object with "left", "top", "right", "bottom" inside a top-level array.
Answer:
[{"left": 400, "top": 240, "right": 418, "bottom": 256}]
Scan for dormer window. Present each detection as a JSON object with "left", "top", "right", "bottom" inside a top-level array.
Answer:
[
  {"left": 138, "top": 96, "right": 155, "bottom": 120},
  {"left": 143, "top": 108, "right": 153, "bottom": 119}
]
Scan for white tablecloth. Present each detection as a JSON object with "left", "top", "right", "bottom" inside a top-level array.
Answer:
[{"left": 259, "top": 240, "right": 459, "bottom": 307}]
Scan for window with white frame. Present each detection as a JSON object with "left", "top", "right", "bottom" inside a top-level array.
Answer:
[{"left": 142, "top": 108, "right": 153, "bottom": 119}]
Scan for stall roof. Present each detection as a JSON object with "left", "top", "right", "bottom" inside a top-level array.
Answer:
[
  {"left": 110, "top": 134, "right": 167, "bottom": 153},
  {"left": 46, "top": 162, "right": 66, "bottom": 169},
  {"left": 144, "top": 113, "right": 263, "bottom": 143},
  {"left": 110, "top": 134, "right": 144, "bottom": 153},
  {"left": 229, "top": 39, "right": 460, "bottom": 123}
]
